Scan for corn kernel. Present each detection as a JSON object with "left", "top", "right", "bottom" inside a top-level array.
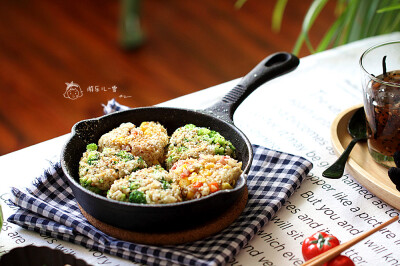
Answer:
[
  {"left": 205, "top": 163, "right": 215, "bottom": 169},
  {"left": 221, "top": 183, "right": 233, "bottom": 189},
  {"left": 179, "top": 179, "right": 191, "bottom": 187},
  {"left": 186, "top": 190, "right": 195, "bottom": 199},
  {"left": 191, "top": 177, "right": 206, "bottom": 184},
  {"left": 223, "top": 165, "right": 231, "bottom": 169},
  {"left": 190, "top": 172, "right": 198, "bottom": 178},
  {"left": 202, "top": 170, "right": 211, "bottom": 176}
]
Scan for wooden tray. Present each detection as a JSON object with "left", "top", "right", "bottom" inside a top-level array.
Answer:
[{"left": 330, "top": 104, "right": 400, "bottom": 209}]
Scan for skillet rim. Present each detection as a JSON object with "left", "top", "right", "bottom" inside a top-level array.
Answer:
[{"left": 60, "top": 106, "right": 253, "bottom": 209}]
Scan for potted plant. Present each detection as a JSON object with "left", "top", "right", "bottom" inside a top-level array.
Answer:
[{"left": 236, "top": 0, "right": 400, "bottom": 55}]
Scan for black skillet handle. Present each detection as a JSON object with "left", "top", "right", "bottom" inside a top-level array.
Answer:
[{"left": 204, "top": 52, "right": 299, "bottom": 123}]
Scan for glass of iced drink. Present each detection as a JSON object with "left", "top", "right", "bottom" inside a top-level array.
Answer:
[{"left": 360, "top": 41, "right": 400, "bottom": 167}]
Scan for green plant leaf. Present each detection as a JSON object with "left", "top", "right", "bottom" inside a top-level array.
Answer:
[
  {"left": 339, "top": 0, "right": 359, "bottom": 44},
  {"left": 272, "top": 0, "right": 288, "bottom": 32},
  {"left": 334, "top": 0, "right": 347, "bottom": 16},
  {"left": 234, "top": 0, "right": 247, "bottom": 9},
  {"left": 377, "top": 4, "right": 400, "bottom": 13},
  {"left": 292, "top": 0, "right": 328, "bottom": 55},
  {"left": 350, "top": 0, "right": 370, "bottom": 40},
  {"left": 389, "top": 11, "right": 400, "bottom": 32},
  {"left": 361, "top": 0, "right": 381, "bottom": 38},
  {"left": 301, "top": 0, "right": 399, "bottom": 53},
  {"left": 237, "top": 0, "right": 400, "bottom": 54},
  {"left": 315, "top": 14, "right": 345, "bottom": 52},
  {"left": 366, "top": 2, "right": 385, "bottom": 37},
  {"left": 376, "top": 0, "right": 396, "bottom": 34}
]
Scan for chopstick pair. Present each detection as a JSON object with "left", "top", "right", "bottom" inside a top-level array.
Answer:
[{"left": 302, "top": 216, "right": 399, "bottom": 266}]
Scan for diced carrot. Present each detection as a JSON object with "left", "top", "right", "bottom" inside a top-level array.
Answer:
[
  {"left": 192, "top": 181, "right": 203, "bottom": 188},
  {"left": 209, "top": 182, "right": 219, "bottom": 193}
]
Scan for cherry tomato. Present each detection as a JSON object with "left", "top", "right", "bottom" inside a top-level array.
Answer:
[
  {"left": 302, "top": 232, "right": 340, "bottom": 261},
  {"left": 326, "top": 255, "right": 355, "bottom": 266}
]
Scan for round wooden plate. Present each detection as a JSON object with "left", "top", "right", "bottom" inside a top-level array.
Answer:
[
  {"left": 330, "top": 104, "right": 400, "bottom": 209},
  {"left": 79, "top": 186, "right": 248, "bottom": 245}
]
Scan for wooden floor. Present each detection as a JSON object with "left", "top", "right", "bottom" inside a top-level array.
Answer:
[{"left": 0, "top": 0, "right": 336, "bottom": 155}]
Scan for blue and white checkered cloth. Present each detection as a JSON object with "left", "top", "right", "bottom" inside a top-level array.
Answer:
[{"left": 8, "top": 100, "right": 312, "bottom": 266}]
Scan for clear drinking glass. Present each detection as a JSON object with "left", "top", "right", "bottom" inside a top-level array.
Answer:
[{"left": 360, "top": 41, "right": 400, "bottom": 168}]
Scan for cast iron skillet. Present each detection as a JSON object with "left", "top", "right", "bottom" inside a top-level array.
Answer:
[{"left": 61, "top": 52, "right": 299, "bottom": 232}]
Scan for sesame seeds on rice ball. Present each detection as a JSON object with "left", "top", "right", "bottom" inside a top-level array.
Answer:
[
  {"left": 165, "top": 124, "right": 236, "bottom": 170},
  {"left": 98, "top": 121, "right": 169, "bottom": 166},
  {"left": 107, "top": 165, "right": 182, "bottom": 204},
  {"left": 169, "top": 155, "right": 242, "bottom": 200},
  {"left": 79, "top": 144, "right": 147, "bottom": 195}
]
